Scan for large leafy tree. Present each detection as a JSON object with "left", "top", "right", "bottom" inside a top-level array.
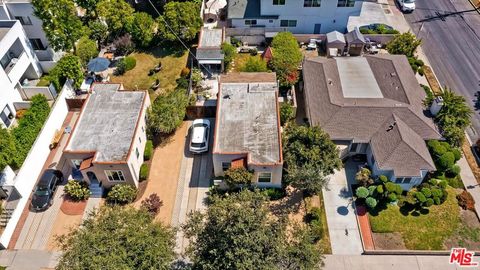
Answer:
[
  {"left": 76, "top": 36, "right": 99, "bottom": 65},
  {"left": 147, "top": 89, "right": 189, "bottom": 134},
  {"left": 270, "top": 32, "right": 302, "bottom": 87},
  {"left": 32, "top": 0, "right": 86, "bottom": 51},
  {"left": 157, "top": 1, "right": 202, "bottom": 42},
  {"left": 0, "top": 128, "right": 16, "bottom": 171},
  {"left": 283, "top": 124, "right": 342, "bottom": 194},
  {"left": 47, "top": 54, "right": 84, "bottom": 90},
  {"left": 183, "top": 189, "right": 323, "bottom": 270},
  {"left": 75, "top": 0, "right": 100, "bottom": 18},
  {"left": 88, "top": 19, "right": 109, "bottom": 45},
  {"left": 386, "top": 32, "right": 422, "bottom": 58},
  {"left": 97, "top": 0, "right": 135, "bottom": 36},
  {"left": 435, "top": 88, "right": 472, "bottom": 147},
  {"left": 128, "top": 12, "right": 157, "bottom": 48},
  {"left": 57, "top": 206, "right": 175, "bottom": 270}
]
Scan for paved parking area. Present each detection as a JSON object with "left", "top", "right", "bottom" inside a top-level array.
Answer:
[
  {"left": 322, "top": 160, "right": 364, "bottom": 255},
  {"left": 172, "top": 119, "right": 214, "bottom": 255}
]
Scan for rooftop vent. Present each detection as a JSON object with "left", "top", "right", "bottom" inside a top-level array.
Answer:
[
  {"left": 390, "top": 72, "right": 397, "bottom": 77},
  {"left": 223, "top": 94, "right": 231, "bottom": 99},
  {"left": 386, "top": 121, "right": 397, "bottom": 132},
  {"left": 328, "top": 79, "right": 333, "bottom": 85}
]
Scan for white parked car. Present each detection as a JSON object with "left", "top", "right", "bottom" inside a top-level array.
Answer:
[
  {"left": 189, "top": 119, "right": 210, "bottom": 154},
  {"left": 307, "top": 39, "right": 318, "bottom": 50},
  {"left": 396, "top": 0, "right": 415, "bottom": 12}
]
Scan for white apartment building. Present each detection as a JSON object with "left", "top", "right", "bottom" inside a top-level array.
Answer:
[
  {"left": 0, "top": 0, "right": 60, "bottom": 69},
  {"left": 0, "top": 20, "right": 48, "bottom": 128},
  {"left": 227, "top": 0, "right": 363, "bottom": 34}
]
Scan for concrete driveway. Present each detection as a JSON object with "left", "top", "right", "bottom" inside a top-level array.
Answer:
[
  {"left": 172, "top": 119, "right": 214, "bottom": 254},
  {"left": 323, "top": 160, "right": 364, "bottom": 255}
]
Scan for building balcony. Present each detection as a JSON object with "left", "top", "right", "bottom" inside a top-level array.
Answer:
[{"left": 4, "top": 51, "right": 29, "bottom": 83}]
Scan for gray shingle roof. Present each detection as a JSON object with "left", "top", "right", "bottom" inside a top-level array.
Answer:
[
  {"left": 303, "top": 55, "right": 441, "bottom": 177},
  {"left": 326, "top": 31, "right": 346, "bottom": 44},
  {"left": 227, "top": 0, "right": 279, "bottom": 19},
  {"left": 345, "top": 27, "right": 366, "bottom": 44},
  {"left": 196, "top": 48, "right": 224, "bottom": 60}
]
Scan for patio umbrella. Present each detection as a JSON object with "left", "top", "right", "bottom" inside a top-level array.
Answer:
[{"left": 87, "top": 57, "right": 110, "bottom": 73}]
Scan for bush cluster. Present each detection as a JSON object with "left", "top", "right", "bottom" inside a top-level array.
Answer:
[
  {"left": 123, "top": 56, "right": 136, "bottom": 71},
  {"left": 457, "top": 190, "right": 475, "bottom": 211},
  {"left": 305, "top": 207, "right": 324, "bottom": 242},
  {"left": 140, "top": 163, "right": 149, "bottom": 181},
  {"left": 144, "top": 140, "right": 153, "bottom": 160},
  {"left": 427, "top": 140, "right": 461, "bottom": 177},
  {"left": 406, "top": 178, "right": 448, "bottom": 208},
  {"left": 141, "top": 193, "right": 163, "bottom": 215},
  {"left": 107, "top": 184, "right": 137, "bottom": 204},
  {"left": 224, "top": 167, "right": 253, "bottom": 190},
  {"left": 280, "top": 102, "right": 295, "bottom": 126},
  {"left": 64, "top": 180, "right": 91, "bottom": 201},
  {"left": 354, "top": 170, "right": 403, "bottom": 210},
  {"left": 261, "top": 188, "right": 285, "bottom": 200}
]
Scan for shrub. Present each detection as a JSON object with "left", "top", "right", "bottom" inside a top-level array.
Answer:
[
  {"left": 425, "top": 198, "right": 434, "bottom": 207},
  {"left": 428, "top": 140, "right": 447, "bottom": 157},
  {"left": 64, "top": 180, "right": 91, "bottom": 201},
  {"left": 457, "top": 190, "right": 475, "bottom": 211},
  {"left": 249, "top": 48, "right": 258, "bottom": 56},
  {"left": 433, "top": 197, "right": 441, "bottom": 205},
  {"left": 47, "top": 54, "right": 83, "bottom": 90},
  {"left": 310, "top": 220, "right": 324, "bottom": 243},
  {"left": 113, "top": 34, "right": 134, "bottom": 56},
  {"left": 415, "top": 191, "right": 427, "bottom": 203},
  {"left": 447, "top": 165, "right": 461, "bottom": 177},
  {"left": 438, "top": 152, "right": 455, "bottom": 170},
  {"left": 305, "top": 207, "right": 322, "bottom": 223},
  {"left": 452, "top": 149, "right": 462, "bottom": 161},
  {"left": 144, "top": 140, "right": 153, "bottom": 160},
  {"left": 147, "top": 89, "right": 189, "bottom": 134},
  {"left": 261, "top": 188, "right": 285, "bottom": 200},
  {"left": 280, "top": 102, "right": 295, "bottom": 126},
  {"left": 224, "top": 167, "right": 253, "bottom": 189},
  {"left": 221, "top": 42, "right": 237, "bottom": 70},
  {"left": 241, "top": 57, "right": 268, "bottom": 72},
  {"left": 123, "top": 56, "right": 136, "bottom": 71},
  {"left": 438, "top": 180, "right": 448, "bottom": 189},
  {"left": 356, "top": 168, "right": 373, "bottom": 187},
  {"left": 76, "top": 36, "right": 98, "bottom": 65},
  {"left": 356, "top": 186, "right": 369, "bottom": 198},
  {"left": 366, "top": 197, "right": 377, "bottom": 208},
  {"left": 107, "top": 184, "right": 137, "bottom": 204},
  {"left": 114, "top": 60, "right": 127, "bottom": 75},
  {"left": 421, "top": 187, "right": 432, "bottom": 198},
  {"left": 140, "top": 193, "right": 163, "bottom": 215},
  {"left": 180, "top": 67, "right": 190, "bottom": 77},
  {"left": 431, "top": 188, "right": 443, "bottom": 198},
  {"left": 385, "top": 182, "right": 397, "bottom": 193},
  {"left": 388, "top": 193, "right": 397, "bottom": 202},
  {"left": 378, "top": 175, "right": 388, "bottom": 183},
  {"left": 140, "top": 164, "right": 149, "bottom": 181},
  {"left": 368, "top": 185, "right": 377, "bottom": 196},
  {"left": 230, "top": 37, "right": 242, "bottom": 47}
]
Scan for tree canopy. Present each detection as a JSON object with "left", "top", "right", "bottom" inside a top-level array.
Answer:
[
  {"left": 97, "top": 0, "right": 135, "bottom": 36},
  {"left": 270, "top": 32, "right": 302, "bottom": 87},
  {"left": 157, "top": 1, "right": 202, "bottom": 42},
  {"left": 128, "top": 12, "right": 157, "bottom": 48},
  {"left": 47, "top": 54, "right": 84, "bottom": 90},
  {"left": 183, "top": 189, "right": 323, "bottom": 270},
  {"left": 32, "top": 0, "right": 86, "bottom": 51},
  {"left": 386, "top": 32, "right": 422, "bottom": 58},
  {"left": 57, "top": 206, "right": 175, "bottom": 270},
  {"left": 283, "top": 124, "right": 342, "bottom": 194},
  {"left": 147, "top": 89, "right": 189, "bottom": 134},
  {"left": 76, "top": 36, "right": 99, "bottom": 65}
]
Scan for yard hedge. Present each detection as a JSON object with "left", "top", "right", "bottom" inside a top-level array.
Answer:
[
  {"left": 144, "top": 140, "right": 153, "bottom": 160},
  {"left": 11, "top": 95, "right": 51, "bottom": 169},
  {"left": 107, "top": 184, "right": 137, "bottom": 204},
  {"left": 140, "top": 163, "right": 149, "bottom": 181}
]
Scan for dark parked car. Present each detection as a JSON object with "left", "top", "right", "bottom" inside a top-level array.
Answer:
[{"left": 30, "top": 169, "right": 63, "bottom": 212}]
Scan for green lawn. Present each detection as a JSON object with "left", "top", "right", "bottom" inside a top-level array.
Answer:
[
  {"left": 111, "top": 46, "right": 188, "bottom": 98},
  {"left": 230, "top": 53, "right": 262, "bottom": 72},
  {"left": 369, "top": 188, "right": 461, "bottom": 250}
]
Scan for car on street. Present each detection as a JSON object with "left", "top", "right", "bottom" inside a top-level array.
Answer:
[
  {"left": 396, "top": 0, "right": 416, "bottom": 12},
  {"left": 30, "top": 169, "right": 63, "bottom": 212},
  {"left": 189, "top": 119, "right": 210, "bottom": 154}
]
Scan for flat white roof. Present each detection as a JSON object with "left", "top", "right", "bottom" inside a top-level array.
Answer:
[{"left": 336, "top": 57, "right": 383, "bottom": 99}]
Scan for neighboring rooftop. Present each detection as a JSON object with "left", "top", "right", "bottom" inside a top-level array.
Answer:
[
  {"left": 227, "top": 0, "right": 278, "bottom": 19},
  {"left": 65, "top": 83, "right": 146, "bottom": 162},
  {"left": 214, "top": 73, "right": 281, "bottom": 164},
  {"left": 196, "top": 48, "right": 224, "bottom": 60},
  {"left": 326, "top": 31, "right": 346, "bottom": 44},
  {"left": 199, "top": 27, "right": 223, "bottom": 48},
  {"left": 303, "top": 55, "right": 441, "bottom": 177}
]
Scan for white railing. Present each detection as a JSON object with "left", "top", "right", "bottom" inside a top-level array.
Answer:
[{"left": 0, "top": 80, "right": 73, "bottom": 249}]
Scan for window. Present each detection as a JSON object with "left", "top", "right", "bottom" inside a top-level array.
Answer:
[
  {"left": 350, "top": 143, "right": 358, "bottom": 153},
  {"left": 396, "top": 177, "right": 411, "bottom": 184},
  {"left": 269, "top": 20, "right": 274, "bottom": 23},
  {"left": 337, "top": 0, "right": 355, "bottom": 7},
  {"left": 273, "top": 0, "right": 285, "bottom": 5},
  {"left": 29, "top": 39, "right": 45, "bottom": 50},
  {"left": 304, "top": 0, "right": 321, "bottom": 7},
  {"left": 105, "top": 170, "right": 125, "bottom": 181},
  {"left": 258, "top": 172, "right": 272, "bottom": 183},
  {"left": 139, "top": 137, "right": 142, "bottom": 144},
  {"left": 136, "top": 148, "right": 140, "bottom": 159},
  {"left": 15, "top": 16, "right": 32, "bottom": 25},
  {"left": 0, "top": 105, "right": 13, "bottom": 128},
  {"left": 142, "top": 126, "right": 145, "bottom": 133},
  {"left": 222, "top": 162, "right": 231, "bottom": 171},
  {"left": 245, "top": 20, "right": 257, "bottom": 26},
  {"left": 280, "top": 20, "right": 297, "bottom": 27}
]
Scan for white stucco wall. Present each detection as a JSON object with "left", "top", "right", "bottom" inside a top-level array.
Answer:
[
  {"left": 231, "top": 0, "right": 363, "bottom": 33},
  {"left": 0, "top": 81, "right": 71, "bottom": 249}
]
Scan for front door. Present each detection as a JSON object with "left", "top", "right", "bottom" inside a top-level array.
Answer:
[
  {"left": 86, "top": 171, "right": 99, "bottom": 185},
  {"left": 314, "top": 24, "right": 321, "bottom": 34}
]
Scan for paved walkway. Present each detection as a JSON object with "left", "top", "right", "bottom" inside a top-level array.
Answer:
[
  {"left": 0, "top": 250, "right": 60, "bottom": 270},
  {"left": 323, "top": 254, "right": 472, "bottom": 270},
  {"left": 458, "top": 157, "right": 480, "bottom": 215},
  {"left": 322, "top": 160, "right": 363, "bottom": 255}
]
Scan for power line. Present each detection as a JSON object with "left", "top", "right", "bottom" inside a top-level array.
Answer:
[{"left": 146, "top": 0, "right": 213, "bottom": 76}]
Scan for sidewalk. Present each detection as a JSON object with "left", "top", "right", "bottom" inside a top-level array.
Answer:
[
  {"left": 0, "top": 250, "right": 60, "bottom": 270},
  {"left": 458, "top": 157, "right": 480, "bottom": 215},
  {"left": 323, "top": 254, "right": 468, "bottom": 270},
  {"left": 322, "top": 160, "right": 363, "bottom": 255}
]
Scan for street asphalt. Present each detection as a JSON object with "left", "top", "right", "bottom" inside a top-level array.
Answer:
[{"left": 403, "top": 0, "right": 480, "bottom": 141}]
